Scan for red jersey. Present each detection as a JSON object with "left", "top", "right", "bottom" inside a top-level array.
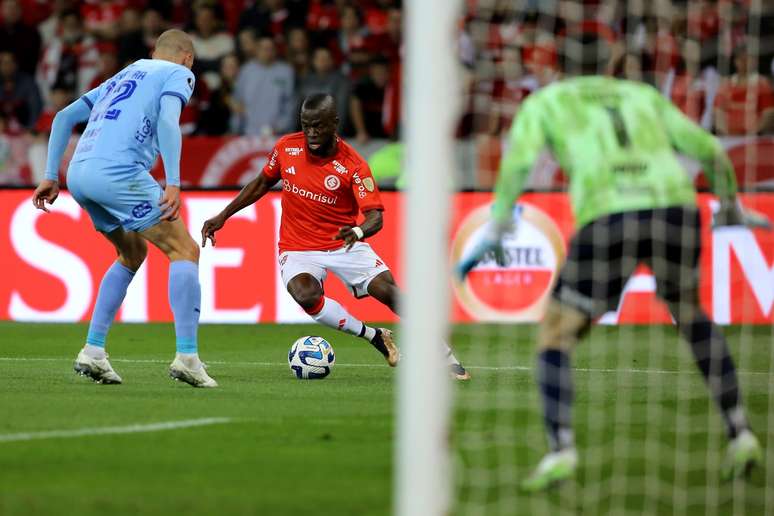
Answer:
[{"left": 263, "top": 132, "right": 385, "bottom": 254}]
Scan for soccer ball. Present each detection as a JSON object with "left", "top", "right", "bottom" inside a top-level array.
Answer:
[{"left": 288, "top": 336, "right": 336, "bottom": 379}]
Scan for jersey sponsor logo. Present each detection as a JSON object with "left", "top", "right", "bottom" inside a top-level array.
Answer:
[
  {"left": 285, "top": 166, "right": 296, "bottom": 175},
  {"left": 363, "top": 177, "right": 375, "bottom": 192},
  {"left": 332, "top": 160, "right": 348, "bottom": 175},
  {"left": 131, "top": 201, "right": 153, "bottom": 219},
  {"left": 285, "top": 147, "right": 304, "bottom": 156},
  {"left": 324, "top": 175, "right": 341, "bottom": 191},
  {"left": 353, "top": 172, "right": 367, "bottom": 198},
  {"left": 283, "top": 179, "right": 338, "bottom": 205},
  {"left": 450, "top": 203, "right": 565, "bottom": 321}
]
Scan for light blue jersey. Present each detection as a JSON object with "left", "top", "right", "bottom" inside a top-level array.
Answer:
[
  {"left": 56, "top": 59, "right": 193, "bottom": 233},
  {"left": 72, "top": 59, "right": 194, "bottom": 172}
]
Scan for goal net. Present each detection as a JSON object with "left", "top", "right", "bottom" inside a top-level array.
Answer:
[{"left": 446, "top": 1, "right": 774, "bottom": 515}]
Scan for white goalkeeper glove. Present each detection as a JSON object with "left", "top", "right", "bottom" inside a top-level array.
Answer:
[
  {"left": 712, "top": 199, "right": 772, "bottom": 230},
  {"left": 455, "top": 204, "right": 523, "bottom": 280}
]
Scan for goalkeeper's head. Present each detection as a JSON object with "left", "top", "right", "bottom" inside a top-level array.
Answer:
[{"left": 559, "top": 33, "right": 612, "bottom": 76}]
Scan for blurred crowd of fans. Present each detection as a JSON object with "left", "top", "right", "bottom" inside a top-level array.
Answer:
[
  {"left": 1, "top": 0, "right": 774, "bottom": 171},
  {"left": 0, "top": 0, "right": 401, "bottom": 145}
]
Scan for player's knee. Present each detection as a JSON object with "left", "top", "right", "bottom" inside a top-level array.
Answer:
[
  {"left": 176, "top": 237, "right": 200, "bottom": 264},
  {"left": 537, "top": 301, "right": 588, "bottom": 351},
  {"left": 291, "top": 288, "right": 323, "bottom": 311}
]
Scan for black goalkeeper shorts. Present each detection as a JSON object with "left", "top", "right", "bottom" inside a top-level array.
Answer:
[{"left": 552, "top": 205, "right": 702, "bottom": 317}]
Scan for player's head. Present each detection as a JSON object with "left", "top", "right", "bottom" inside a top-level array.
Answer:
[
  {"left": 559, "top": 34, "right": 611, "bottom": 77},
  {"left": 300, "top": 93, "right": 339, "bottom": 156},
  {"left": 153, "top": 29, "right": 195, "bottom": 69}
]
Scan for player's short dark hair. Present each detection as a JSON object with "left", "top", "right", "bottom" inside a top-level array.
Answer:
[
  {"left": 301, "top": 93, "right": 336, "bottom": 114},
  {"left": 559, "top": 34, "right": 611, "bottom": 76}
]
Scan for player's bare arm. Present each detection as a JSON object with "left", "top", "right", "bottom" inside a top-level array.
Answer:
[
  {"left": 334, "top": 209, "right": 383, "bottom": 251},
  {"left": 201, "top": 172, "right": 280, "bottom": 247},
  {"left": 33, "top": 92, "right": 94, "bottom": 212}
]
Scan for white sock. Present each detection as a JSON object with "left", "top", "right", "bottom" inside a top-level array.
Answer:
[
  {"left": 443, "top": 340, "right": 460, "bottom": 365},
  {"left": 176, "top": 352, "right": 202, "bottom": 369},
  {"left": 311, "top": 297, "right": 370, "bottom": 338},
  {"left": 83, "top": 344, "right": 107, "bottom": 360}
]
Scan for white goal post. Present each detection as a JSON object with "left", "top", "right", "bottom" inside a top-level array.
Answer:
[{"left": 396, "top": 0, "right": 462, "bottom": 515}]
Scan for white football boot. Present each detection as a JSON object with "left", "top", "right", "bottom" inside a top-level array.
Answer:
[
  {"left": 169, "top": 357, "right": 218, "bottom": 388},
  {"left": 73, "top": 349, "right": 123, "bottom": 384}
]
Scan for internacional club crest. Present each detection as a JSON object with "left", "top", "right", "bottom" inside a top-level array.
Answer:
[{"left": 324, "top": 174, "right": 341, "bottom": 191}]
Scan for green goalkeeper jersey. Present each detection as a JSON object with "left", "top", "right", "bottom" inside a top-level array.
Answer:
[{"left": 492, "top": 76, "right": 738, "bottom": 227}]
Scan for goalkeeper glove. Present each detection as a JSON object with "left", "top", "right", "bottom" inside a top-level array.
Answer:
[
  {"left": 455, "top": 204, "right": 522, "bottom": 280},
  {"left": 712, "top": 199, "right": 772, "bottom": 230}
]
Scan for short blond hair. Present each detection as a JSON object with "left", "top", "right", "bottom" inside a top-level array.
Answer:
[{"left": 155, "top": 29, "right": 194, "bottom": 56}]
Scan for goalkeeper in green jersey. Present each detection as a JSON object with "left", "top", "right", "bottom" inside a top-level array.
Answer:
[{"left": 459, "top": 39, "right": 770, "bottom": 492}]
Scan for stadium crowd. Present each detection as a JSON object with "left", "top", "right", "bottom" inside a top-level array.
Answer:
[{"left": 1, "top": 0, "right": 774, "bottom": 184}]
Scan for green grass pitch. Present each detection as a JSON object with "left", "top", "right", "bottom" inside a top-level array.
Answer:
[{"left": 0, "top": 322, "right": 771, "bottom": 515}]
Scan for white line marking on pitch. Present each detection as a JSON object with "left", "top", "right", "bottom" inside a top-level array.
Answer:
[
  {"left": 0, "top": 356, "right": 770, "bottom": 376},
  {"left": 0, "top": 417, "right": 233, "bottom": 444}
]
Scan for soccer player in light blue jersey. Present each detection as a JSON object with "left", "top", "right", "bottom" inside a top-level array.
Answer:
[{"left": 32, "top": 29, "right": 217, "bottom": 388}]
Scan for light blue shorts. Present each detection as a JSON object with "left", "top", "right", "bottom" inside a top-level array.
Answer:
[{"left": 66, "top": 158, "right": 163, "bottom": 233}]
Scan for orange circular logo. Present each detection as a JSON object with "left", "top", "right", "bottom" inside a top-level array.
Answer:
[{"left": 451, "top": 203, "right": 566, "bottom": 321}]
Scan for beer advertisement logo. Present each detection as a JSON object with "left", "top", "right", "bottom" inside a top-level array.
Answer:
[
  {"left": 324, "top": 175, "right": 341, "bottom": 191},
  {"left": 451, "top": 203, "right": 566, "bottom": 321}
]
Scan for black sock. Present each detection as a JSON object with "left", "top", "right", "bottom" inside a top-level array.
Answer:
[
  {"left": 368, "top": 328, "right": 389, "bottom": 357},
  {"left": 537, "top": 349, "right": 575, "bottom": 451},
  {"left": 677, "top": 312, "right": 748, "bottom": 439}
]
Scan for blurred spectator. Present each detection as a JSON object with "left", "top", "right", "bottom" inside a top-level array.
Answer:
[
  {"left": 118, "top": 8, "right": 166, "bottom": 67},
  {"left": 714, "top": 43, "right": 774, "bottom": 135},
  {"left": 365, "top": 6, "right": 401, "bottom": 64},
  {"left": 0, "top": 0, "right": 41, "bottom": 76},
  {"left": 0, "top": 113, "right": 30, "bottom": 183},
  {"left": 199, "top": 53, "right": 240, "bottom": 135},
  {"left": 191, "top": 3, "right": 235, "bottom": 90},
  {"left": 37, "top": 9, "right": 99, "bottom": 101},
  {"left": 39, "top": 0, "right": 75, "bottom": 47},
  {"left": 295, "top": 46, "right": 350, "bottom": 132},
  {"left": 88, "top": 46, "right": 120, "bottom": 90},
  {"left": 239, "top": 0, "right": 303, "bottom": 39},
  {"left": 33, "top": 81, "right": 73, "bottom": 134},
  {"left": 179, "top": 78, "right": 211, "bottom": 136},
  {"left": 486, "top": 46, "right": 536, "bottom": 136},
  {"left": 80, "top": 0, "right": 125, "bottom": 41},
  {"left": 0, "top": 51, "right": 41, "bottom": 130},
  {"left": 349, "top": 57, "right": 388, "bottom": 143},
  {"left": 286, "top": 28, "right": 311, "bottom": 81},
  {"left": 306, "top": 0, "right": 340, "bottom": 33},
  {"left": 233, "top": 36, "right": 294, "bottom": 135},
  {"left": 286, "top": 26, "right": 309, "bottom": 55},
  {"left": 236, "top": 26, "right": 258, "bottom": 62},
  {"left": 336, "top": 4, "right": 369, "bottom": 75}
]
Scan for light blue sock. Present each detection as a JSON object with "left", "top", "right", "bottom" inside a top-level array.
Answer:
[
  {"left": 86, "top": 262, "right": 136, "bottom": 348},
  {"left": 169, "top": 260, "right": 201, "bottom": 354}
]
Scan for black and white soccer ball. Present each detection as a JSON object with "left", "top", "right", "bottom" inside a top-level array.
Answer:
[{"left": 288, "top": 336, "right": 336, "bottom": 379}]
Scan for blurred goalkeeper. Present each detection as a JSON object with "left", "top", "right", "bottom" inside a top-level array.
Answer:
[{"left": 459, "top": 38, "right": 770, "bottom": 491}]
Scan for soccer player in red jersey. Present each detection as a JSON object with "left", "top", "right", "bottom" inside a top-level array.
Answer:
[{"left": 201, "top": 94, "right": 470, "bottom": 379}]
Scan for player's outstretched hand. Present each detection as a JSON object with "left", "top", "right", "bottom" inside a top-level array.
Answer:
[
  {"left": 334, "top": 226, "right": 360, "bottom": 251},
  {"left": 159, "top": 185, "right": 181, "bottom": 221},
  {"left": 32, "top": 180, "right": 60, "bottom": 213},
  {"left": 713, "top": 200, "right": 772, "bottom": 230},
  {"left": 201, "top": 215, "right": 226, "bottom": 247}
]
